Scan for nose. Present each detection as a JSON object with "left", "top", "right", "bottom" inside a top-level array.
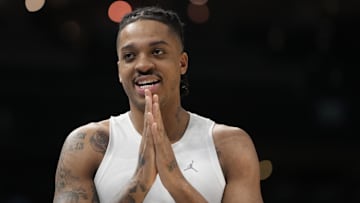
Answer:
[{"left": 135, "top": 54, "right": 154, "bottom": 74}]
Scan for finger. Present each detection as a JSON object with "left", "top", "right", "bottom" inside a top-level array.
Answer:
[
  {"left": 139, "top": 113, "right": 152, "bottom": 158},
  {"left": 151, "top": 122, "right": 159, "bottom": 144},
  {"left": 140, "top": 89, "right": 153, "bottom": 155},
  {"left": 152, "top": 94, "right": 164, "bottom": 133},
  {"left": 144, "top": 89, "right": 152, "bottom": 116},
  {"left": 138, "top": 112, "right": 155, "bottom": 168},
  {"left": 152, "top": 95, "right": 167, "bottom": 145},
  {"left": 146, "top": 112, "right": 154, "bottom": 139},
  {"left": 143, "top": 89, "right": 153, "bottom": 137}
]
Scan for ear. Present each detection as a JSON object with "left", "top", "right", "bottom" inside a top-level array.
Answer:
[{"left": 179, "top": 52, "right": 188, "bottom": 75}]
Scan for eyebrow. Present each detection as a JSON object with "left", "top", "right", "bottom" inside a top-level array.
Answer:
[
  {"left": 149, "top": 40, "right": 169, "bottom": 47},
  {"left": 120, "top": 40, "right": 170, "bottom": 52}
]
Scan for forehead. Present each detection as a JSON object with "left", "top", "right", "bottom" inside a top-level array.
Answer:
[{"left": 117, "top": 20, "right": 180, "bottom": 48}]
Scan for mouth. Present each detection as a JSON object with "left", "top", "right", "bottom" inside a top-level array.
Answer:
[{"left": 135, "top": 79, "right": 161, "bottom": 89}]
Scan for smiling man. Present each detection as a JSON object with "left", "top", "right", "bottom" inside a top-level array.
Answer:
[{"left": 53, "top": 6, "right": 263, "bottom": 203}]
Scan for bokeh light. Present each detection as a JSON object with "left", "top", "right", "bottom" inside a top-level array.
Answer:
[
  {"left": 108, "top": 0, "right": 132, "bottom": 23},
  {"left": 25, "top": 0, "right": 46, "bottom": 12},
  {"left": 260, "top": 160, "right": 273, "bottom": 180},
  {"left": 187, "top": 3, "right": 210, "bottom": 24}
]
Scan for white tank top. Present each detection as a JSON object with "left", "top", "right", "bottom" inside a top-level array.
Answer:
[{"left": 94, "top": 112, "right": 225, "bottom": 203}]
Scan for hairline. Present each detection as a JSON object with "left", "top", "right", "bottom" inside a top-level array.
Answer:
[{"left": 116, "top": 19, "right": 184, "bottom": 52}]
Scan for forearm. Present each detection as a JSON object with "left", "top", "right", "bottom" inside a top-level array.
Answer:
[
  {"left": 53, "top": 184, "right": 99, "bottom": 203},
  {"left": 114, "top": 167, "right": 156, "bottom": 203},
  {"left": 113, "top": 179, "right": 148, "bottom": 203},
  {"left": 165, "top": 175, "right": 208, "bottom": 203}
]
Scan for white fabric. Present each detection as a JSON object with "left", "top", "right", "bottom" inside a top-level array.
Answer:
[{"left": 94, "top": 111, "right": 225, "bottom": 203}]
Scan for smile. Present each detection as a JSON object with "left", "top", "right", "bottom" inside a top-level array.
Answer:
[{"left": 136, "top": 80, "right": 160, "bottom": 89}]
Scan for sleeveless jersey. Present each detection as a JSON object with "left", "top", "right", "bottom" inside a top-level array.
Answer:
[{"left": 94, "top": 112, "right": 226, "bottom": 202}]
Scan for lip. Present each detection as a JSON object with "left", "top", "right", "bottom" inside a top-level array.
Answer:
[
  {"left": 135, "top": 82, "right": 160, "bottom": 96},
  {"left": 133, "top": 75, "right": 161, "bottom": 96}
]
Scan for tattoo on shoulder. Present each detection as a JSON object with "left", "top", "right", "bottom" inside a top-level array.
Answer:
[
  {"left": 75, "top": 132, "right": 86, "bottom": 139},
  {"left": 65, "top": 131, "right": 86, "bottom": 152},
  {"left": 90, "top": 130, "right": 109, "bottom": 154}
]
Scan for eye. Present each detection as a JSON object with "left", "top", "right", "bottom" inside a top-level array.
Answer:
[
  {"left": 123, "top": 52, "right": 135, "bottom": 62},
  {"left": 152, "top": 48, "right": 164, "bottom": 56}
]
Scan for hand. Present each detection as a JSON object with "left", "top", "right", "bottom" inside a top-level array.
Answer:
[
  {"left": 114, "top": 90, "right": 158, "bottom": 202},
  {"left": 134, "top": 89, "right": 208, "bottom": 202},
  {"left": 133, "top": 89, "right": 157, "bottom": 193},
  {"left": 148, "top": 92, "right": 183, "bottom": 188}
]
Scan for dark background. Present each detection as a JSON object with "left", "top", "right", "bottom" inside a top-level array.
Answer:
[{"left": 0, "top": 0, "right": 358, "bottom": 202}]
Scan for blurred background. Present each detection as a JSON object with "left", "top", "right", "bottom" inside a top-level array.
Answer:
[{"left": 0, "top": 0, "right": 358, "bottom": 202}]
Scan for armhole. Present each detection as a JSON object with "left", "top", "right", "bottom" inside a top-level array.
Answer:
[{"left": 207, "top": 122, "right": 226, "bottom": 187}]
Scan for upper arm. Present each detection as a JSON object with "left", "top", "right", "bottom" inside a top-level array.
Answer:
[
  {"left": 213, "top": 125, "right": 263, "bottom": 203},
  {"left": 53, "top": 122, "right": 109, "bottom": 203}
]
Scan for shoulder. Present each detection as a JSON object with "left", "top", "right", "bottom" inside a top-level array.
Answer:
[
  {"left": 60, "top": 119, "right": 110, "bottom": 174},
  {"left": 65, "top": 119, "right": 110, "bottom": 152},
  {"left": 212, "top": 123, "right": 254, "bottom": 148},
  {"left": 54, "top": 120, "right": 110, "bottom": 199},
  {"left": 212, "top": 124, "right": 260, "bottom": 177}
]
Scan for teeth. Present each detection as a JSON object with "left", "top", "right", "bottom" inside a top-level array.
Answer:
[
  {"left": 137, "top": 80, "right": 158, "bottom": 85},
  {"left": 140, "top": 84, "right": 154, "bottom": 89}
]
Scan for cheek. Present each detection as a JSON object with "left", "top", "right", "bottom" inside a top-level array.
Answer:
[
  {"left": 168, "top": 70, "right": 182, "bottom": 90},
  {"left": 117, "top": 69, "right": 123, "bottom": 83},
  {"left": 118, "top": 68, "right": 133, "bottom": 86},
  {"left": 118, "top": 66, "right": 128, "bottom": 82}
]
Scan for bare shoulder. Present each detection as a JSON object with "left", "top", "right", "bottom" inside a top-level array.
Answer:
[
  {"left": 212, "top": 124, "right": 254, "bottom": 149},
  {"left": 54, "top": 119, "right": 110, "bottom": 201},
  {"left": 64, "top": 119, "right": 110, "bottom": 152},
  {"left": 59, "top": 119, "right": 110, "bottom": 174},
  {"left": 212, "top": 124, "right": 260, "bottom": 177},
  {"left": 212, "top": 126, "right": 263, "bottom": 203}
]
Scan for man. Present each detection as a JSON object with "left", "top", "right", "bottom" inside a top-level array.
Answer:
[{"left": 53, "top": 6, "right": 263, "bottom": 203}]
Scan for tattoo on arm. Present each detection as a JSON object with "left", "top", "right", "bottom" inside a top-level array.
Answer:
[
  {"left": 90, "top": 130, "right": 109, "bottom": 154},
  {"left": 138, "top": 154, "right": 145, "bottom": 167},
  {"left": 122, "top": 195, "right": 135, "bottom": 203},
  {"left": 55, "top": 157, "right": 99, "bottom": 203},
  {"left": 55, "top": 157, "right": 79, "bottom": 192},
  {"left": 167, "top": 159, "right": 177, "bottom": 172},
  {"left": 54, "top": 187, "right": 88, "bottom": 203},
  {"left": 54, "top": 130, "right": 103, "bottom": 203},
  {"left": 120, "top": 181, "right": 147, "bottom": 203}
]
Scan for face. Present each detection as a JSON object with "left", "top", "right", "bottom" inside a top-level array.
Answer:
[{"left": 117, "top": 20, "right": 188, "bottom": 111}]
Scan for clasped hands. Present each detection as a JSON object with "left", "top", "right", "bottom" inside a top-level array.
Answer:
[{"left": 135, "top": 89, "right": 182, "bottom": 193}]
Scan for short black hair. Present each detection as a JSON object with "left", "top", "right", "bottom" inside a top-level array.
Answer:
[
  {"left": 118, "top": 6, "right": 185, "bottom": 50},
  {"left": 117, "top": 6, "right": 189, "bottom": 97}
]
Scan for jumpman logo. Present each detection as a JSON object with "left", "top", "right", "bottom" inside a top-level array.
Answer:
[{"left": 184, "top": 160, "right": 198, "bottom": 172}]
